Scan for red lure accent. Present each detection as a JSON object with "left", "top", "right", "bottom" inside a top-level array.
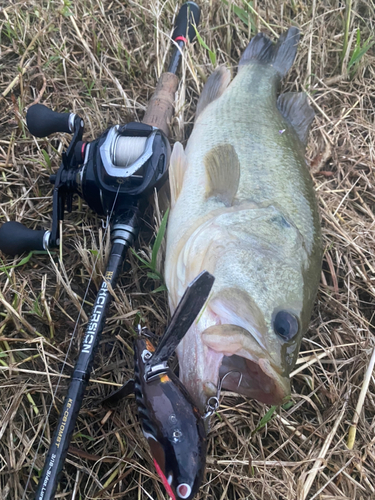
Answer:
[
  {"left": 174, "top": 35, "right": 188, "bottom": 44},
  {"left": 153, "top": 459, "right": 176, "bottom": 500},
  {"left": 177, "top": 484, "right": 189, "bottom": 497}
]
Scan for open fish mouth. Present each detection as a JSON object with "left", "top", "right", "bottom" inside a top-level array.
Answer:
[
  {"left": 177, "top": 323, "right": 291, "bottom": 412},
  {"left": 218, "top": 353, "right": 290, "bottom": 406}
]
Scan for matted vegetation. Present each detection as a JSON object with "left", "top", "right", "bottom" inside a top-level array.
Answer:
[{"left": 1, "top": 0, "right": 375, "bottom": 498}]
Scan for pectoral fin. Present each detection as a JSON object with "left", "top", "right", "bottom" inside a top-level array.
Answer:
[
  {"left": 204, "top": 144, "right": 240, "bottom": 206},
  {"left": 277, "top": 92, "right": 315, "bottom": 146},
  {"left": 196, "top": 66, "right": 231, "bottom": 120},
  {"left": 169, "top": 142, "right": 187, "bottom": 207}
]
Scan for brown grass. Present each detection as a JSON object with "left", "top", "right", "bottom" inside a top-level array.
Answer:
[{"left": 1, "top": 0, "right": 375, "bottom": 499}]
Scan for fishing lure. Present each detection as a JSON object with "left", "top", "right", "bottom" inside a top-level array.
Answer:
[
  {"left": 103, "top": 271, "right": 214, "bottom": 500},
  {"left": 135, "top": 336, "right": 206, "bottom": 499}
]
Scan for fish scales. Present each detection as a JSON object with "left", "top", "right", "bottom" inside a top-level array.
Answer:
[
  {"left": 165, "top": 28, "right": 322, "bottom": 411},
  {"left": 174, "top": 66, "right": 318, "bottom": 254}
]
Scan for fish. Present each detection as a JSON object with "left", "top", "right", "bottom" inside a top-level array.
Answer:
[{"left": 164, "top": 27, "right": 322, "bottom": 412}]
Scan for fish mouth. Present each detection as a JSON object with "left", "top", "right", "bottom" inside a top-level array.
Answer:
[
  {"left": 218, "top": 353, "right": 290, "bottom": 406},
  {"left": 177, "top": 323, "right": 290, "bottom": 412}
]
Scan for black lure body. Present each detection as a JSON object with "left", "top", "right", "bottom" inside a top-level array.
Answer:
[
  {"left": 134, "top": 337, "right": 207, "bottom": 500},
  {"left": 102, "top": 271, "right": 214, "bottom": 499}
]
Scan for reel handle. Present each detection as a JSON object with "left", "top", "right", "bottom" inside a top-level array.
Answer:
[
  {"left": 26, "top": 104, "right": 74, "bottom": 137},
  {"left": 0, "top": 221, "right": 48, "bottom": 255}
]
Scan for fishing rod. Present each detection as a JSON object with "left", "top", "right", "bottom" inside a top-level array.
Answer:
[{"left": 0, "top": 3, "right": 200, "bottom": 499}]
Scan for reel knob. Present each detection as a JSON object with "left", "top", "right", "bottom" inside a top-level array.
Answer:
[
  {"left": 26, "top": 104, "right": 75, "bottom": 137},
  {"left": 0, "top": 221, "right": 49, "bottom": 255}
]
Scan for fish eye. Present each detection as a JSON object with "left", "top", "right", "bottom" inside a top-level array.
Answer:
[
  {"left": 177, "top": 483, "right": 192, "bottom": 499},
  {"left": 273, "top": 311, "right": 299, "bottom": 339}
]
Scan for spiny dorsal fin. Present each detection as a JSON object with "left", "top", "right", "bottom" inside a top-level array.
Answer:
[
  {"left": 239, "top": 27, "right": 300, "bottom": 78},
  {"left": 169, "top": 142, "right": 187, "bottom": 207},
  {"left": 204, "top": 144, "right": 240, "bottom": 206},
  {"left": 195, "top": 66, "right": 231, "bottom": 120},
  {"left": 277, "top": 92, "right": 315, "bottom": 146}
]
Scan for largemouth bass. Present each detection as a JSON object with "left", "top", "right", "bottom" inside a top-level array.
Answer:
[{"left": 164, "top": 28, "right": 322, "bottom": 411}]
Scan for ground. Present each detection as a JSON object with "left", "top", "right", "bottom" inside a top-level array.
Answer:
[{"left": 0, "top": 0, "right": 375, "bottom": 499}]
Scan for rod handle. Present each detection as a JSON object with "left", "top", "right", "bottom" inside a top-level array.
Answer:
[
  {"left": 0, "top": 222, "right": 47, "bottom": 255},
  {"left": 142, "top": 72, "right": 179, "bottom": 136},
  {"left": 26, "top": 104, "right": 73, "bottom": 137},
  {"left": 172, "top": 1, "right": 201, "bottom": 43}
]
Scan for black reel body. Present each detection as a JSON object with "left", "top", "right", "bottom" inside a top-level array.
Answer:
[{"left": 81, "top": 122, "right": 170, "bottom": 215}]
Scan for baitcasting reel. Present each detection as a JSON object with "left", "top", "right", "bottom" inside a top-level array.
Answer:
[{"left": 0, "top": 104, "right": 170, "bottom": 255}]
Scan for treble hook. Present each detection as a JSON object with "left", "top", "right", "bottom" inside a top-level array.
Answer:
[{"left": 203, "top": 370, "right": 243, "bottom": 421}]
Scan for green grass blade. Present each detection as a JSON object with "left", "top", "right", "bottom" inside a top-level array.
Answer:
[
  {"left": 193, "top": 26, "right": 217, "bottom": 66},
  {"left": 147, "top": 271, "right": 163, "bottom": 281},
  {"left": 221, "top": 0, "right": 253, "bottom": 28},
  {"left": 150, "top": 208, "right": 169, "bottom": 272},
  {"left": 41, "top": 150, "right": 52, "bottom": 172},
  {"left": 0, "top": 251, "right": 35, "bottom": 272},
  {"left": 152, "top": 284, "right": 167, "bottom": 293},
  {"left": 282, "top": 401, "right": 294, "bottom": 411},
  {"left": 252, "top": 405, "right": 277, "bottom": 435},
  {"left": 130, "top": 247, "right": 152, "bottom": 269},
  {"left": 348, "top": 29, "right": 374, "bottom": 70}
]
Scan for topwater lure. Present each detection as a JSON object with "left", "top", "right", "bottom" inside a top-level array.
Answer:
[{"left": 103, "top": 270, "right": 214, "bottom": 500}]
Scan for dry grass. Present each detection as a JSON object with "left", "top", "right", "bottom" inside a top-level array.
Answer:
[{"left": 1, "top": 0, "right": 375, "bottom": 499}]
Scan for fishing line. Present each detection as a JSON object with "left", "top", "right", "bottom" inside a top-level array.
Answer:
[{"left": 22, "top": 184, "right": 121, "bottom": 499}]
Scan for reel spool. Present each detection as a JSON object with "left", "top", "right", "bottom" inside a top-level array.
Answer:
[{"left": 113, "top": 136, "right": 148, "bottom": 167}]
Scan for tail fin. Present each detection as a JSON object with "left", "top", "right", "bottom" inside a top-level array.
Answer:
[{"left": 239, "top": 27, "right": 300, "bottom": 78}]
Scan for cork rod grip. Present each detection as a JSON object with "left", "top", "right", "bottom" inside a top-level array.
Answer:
[{"left": 142, "top": 72, "right": 179, "bottom": 137}]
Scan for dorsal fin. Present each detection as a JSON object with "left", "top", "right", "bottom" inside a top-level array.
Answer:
[
  {"left": 204, "top": 144, "right": 240, "bottom": 206},
  {"left": 169, "top": 142, "right": 188, "bottom": 207},
  {"left": 239, "top": 27, "right": 300, "bottom": 78},
  {"left": 195, "top": 66, "right": 231, "bottom": 120},
  {"left": 277, "top": 92, "right": 315, "bottom": 146}
]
